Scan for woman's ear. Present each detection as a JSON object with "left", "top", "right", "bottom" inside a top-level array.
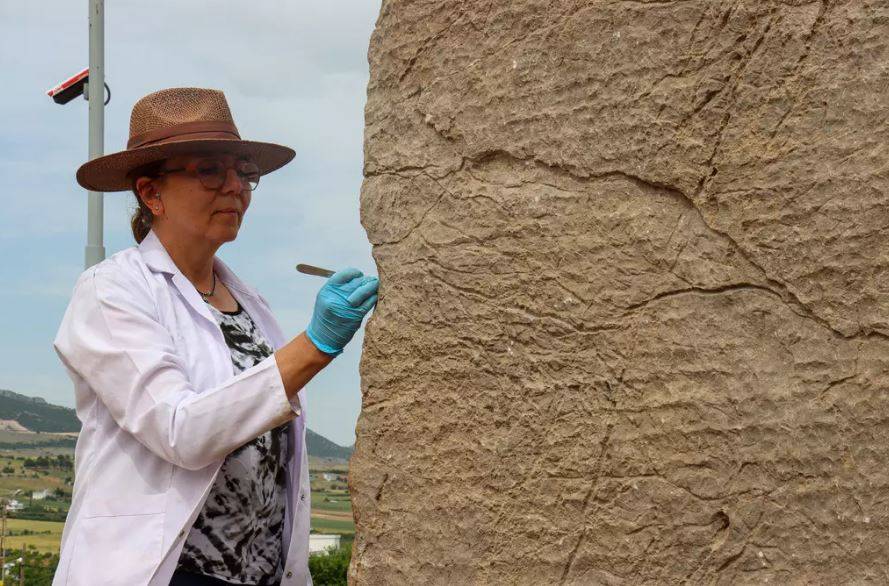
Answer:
[{"left": 135, "top": 177, "right": 162, "bottom": 215}]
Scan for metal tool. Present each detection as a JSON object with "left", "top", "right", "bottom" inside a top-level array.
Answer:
[{"left": 295, "top": 264, "right": 335, "bottom": 278}]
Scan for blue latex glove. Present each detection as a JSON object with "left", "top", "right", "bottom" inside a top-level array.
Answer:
[{"left": 306, "top": 267, "right": 379, "bottom": 356}]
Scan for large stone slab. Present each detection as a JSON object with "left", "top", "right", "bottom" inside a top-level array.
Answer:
[{"left": 351, "top": 1, "right": 889, "bottom": 583}]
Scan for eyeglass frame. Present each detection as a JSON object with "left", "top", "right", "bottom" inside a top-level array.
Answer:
[{"left": 155, "top": 156, "right": 261, "bottom": 192}]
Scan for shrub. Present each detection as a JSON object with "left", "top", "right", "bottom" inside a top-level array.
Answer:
[{"left": 308, "top": 543, "right": 351, "bottom": 586}]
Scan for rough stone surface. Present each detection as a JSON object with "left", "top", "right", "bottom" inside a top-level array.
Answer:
[{"left": 350, "top": 1, "right": 889, "bottom": 583}]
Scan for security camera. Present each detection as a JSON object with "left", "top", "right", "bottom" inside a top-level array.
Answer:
[{"left": 46, "top": 68, "right": 89, "bottom": 104}]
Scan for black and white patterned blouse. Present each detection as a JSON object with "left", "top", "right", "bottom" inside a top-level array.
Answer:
[{"left": 175, "top": 299, "right": 291, "bottom": 585}]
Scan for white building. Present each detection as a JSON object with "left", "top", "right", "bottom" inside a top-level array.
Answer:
[
  {"left": 5, "top": 500, "right": 23, "bottom": 512},
  {"left": 32, "top": 488, "right": 54, "bottom": 501},
  {"left": 309, "top": 534, "right": 342, "bottom": 555}
]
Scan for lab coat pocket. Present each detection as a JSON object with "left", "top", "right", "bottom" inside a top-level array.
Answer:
[
  {"left": 84, "top": 490, "right": 167, "bottom": 517},
  {"left": 68, "top": 512, "right": 164, "bottom": 585}
]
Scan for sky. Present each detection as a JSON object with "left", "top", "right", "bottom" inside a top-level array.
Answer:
[{"left": 0, "top": 1, "right": 383, "bottom": 446}]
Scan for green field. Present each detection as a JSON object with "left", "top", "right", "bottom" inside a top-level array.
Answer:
[
  {"left": 2, "top": 519, "right": 65, "bottom": 554},
  {"left": 310, "top": 517, "right": 355, "bottom": 534},
  {"left": 0, "top": 433, "right": 76, "bottom": 456},
  {"left": 0, "top": 432, "right": 76, "bottom": 445},
  {"left": 311, "top": 491, "right": 352, "bottom": 514}
]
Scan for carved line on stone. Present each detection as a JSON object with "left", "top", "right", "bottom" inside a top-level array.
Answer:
[
  {"left": 376, "top": 158, "right": 889, "bottom": 348},
  {"left": 618, "top": 282, "right": 801, "bottom": 315},
  {"left": 375, "top": 146, "right": 885, "bottom": 343},
  {"left": 769, "top": 0, "right": 834, "bottom": 139},
  {"left": 695, "top": 5, "right": 781, "bottom": 200},
  {"left": 559, "top": 423, "right": 614, "bottom": 584}
]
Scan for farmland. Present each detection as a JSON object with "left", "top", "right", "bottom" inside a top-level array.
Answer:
[
  {"left": 2, "top": 519, "right": 65, "bottom": 554},
  {"left": 0, "top": 437, "right": 355, "bottom": 555}
]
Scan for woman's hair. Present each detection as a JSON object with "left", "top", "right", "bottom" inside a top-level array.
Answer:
[{"left": 127, "top": 160, "right": 165, "bottom": 243}]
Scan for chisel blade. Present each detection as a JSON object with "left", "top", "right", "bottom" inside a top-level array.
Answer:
[{"left": 295, "top": 264, "right": 335, "bottom": 278}]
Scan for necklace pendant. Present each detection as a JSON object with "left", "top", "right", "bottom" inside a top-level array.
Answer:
[{"left": 196, "top": 272, "right": 217, "bottom": 300}]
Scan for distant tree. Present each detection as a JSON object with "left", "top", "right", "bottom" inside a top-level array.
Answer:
[{"left": 19, "top": 547, "right": 58, "bottom": 586}]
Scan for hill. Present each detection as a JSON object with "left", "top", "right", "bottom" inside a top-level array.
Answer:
[
  {"left": 0, "top": 390, "right": 80, "bottom": 433},
  {"left": 306, "top": 428, "right": 353, "bottom": 460},
  {"left": 0, "top": 389, "right": 353, "bottom": 460}
]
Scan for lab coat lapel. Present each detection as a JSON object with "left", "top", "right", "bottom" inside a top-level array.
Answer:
[
  {"left": 138, "top": 230, "right": 223, "bottom": 331},
  {"left": 171, "top": 272, "right": 218, "bottom": 329}
]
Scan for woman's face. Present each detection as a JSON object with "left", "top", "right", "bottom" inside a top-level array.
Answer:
[{"left": 137, "top": 151, "right": 255, "bottom": 246}]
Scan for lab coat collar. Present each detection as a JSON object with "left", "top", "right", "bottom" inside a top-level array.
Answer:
[{"left": 138, "top": 229, "right": 264, "bottom": 327}]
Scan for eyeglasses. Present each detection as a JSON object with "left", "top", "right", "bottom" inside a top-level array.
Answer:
[{"left": 157, "top": 157, "right": 261, "bottom": 191}]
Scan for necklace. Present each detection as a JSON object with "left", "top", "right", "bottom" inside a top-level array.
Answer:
[{"left": 197, "top": 272, "right": 217, "bottom": 300}]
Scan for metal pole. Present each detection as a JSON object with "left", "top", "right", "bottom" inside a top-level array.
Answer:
[{"left": 85, "top": 0, "right": 105, "bottom": 269}]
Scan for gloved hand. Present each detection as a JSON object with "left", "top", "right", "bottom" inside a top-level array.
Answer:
[{"left": 306, "top": 267, "right": 379, "bottom": 356}]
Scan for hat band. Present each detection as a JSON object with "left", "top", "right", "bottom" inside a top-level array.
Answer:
[{"left": 127, "top": 121, "right": 242, "bottom": 149}]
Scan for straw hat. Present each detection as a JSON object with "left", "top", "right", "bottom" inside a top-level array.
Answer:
[{"left": 76, "top": 87, "right": 295, "bottom": 192}]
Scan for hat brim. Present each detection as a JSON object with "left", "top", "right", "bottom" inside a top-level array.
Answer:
[{"left": 75, "top": 137, "right": 296, "bottom": 192}]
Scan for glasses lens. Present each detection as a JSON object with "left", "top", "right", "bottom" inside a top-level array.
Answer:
[
  {"left": 195, "top": 160, "right": 226, "bottom": 189},
  {"left": 237, "top": 161, "right": 260, "bottom": 191},
  {"left": 190, "top": 159, "right": 259, "bottom": 191}
]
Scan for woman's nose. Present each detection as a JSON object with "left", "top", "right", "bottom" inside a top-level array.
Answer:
[{"left": 220, "top": 167, "right": 244, "bottom": 194}]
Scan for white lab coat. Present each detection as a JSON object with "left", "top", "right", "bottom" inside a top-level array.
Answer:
[{"left": 51, "top": 229, "right": 313, "bottom": 585}]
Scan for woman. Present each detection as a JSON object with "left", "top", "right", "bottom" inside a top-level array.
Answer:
[{"left": 51, "top": 87, "right": 377, "bottom": 586}]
